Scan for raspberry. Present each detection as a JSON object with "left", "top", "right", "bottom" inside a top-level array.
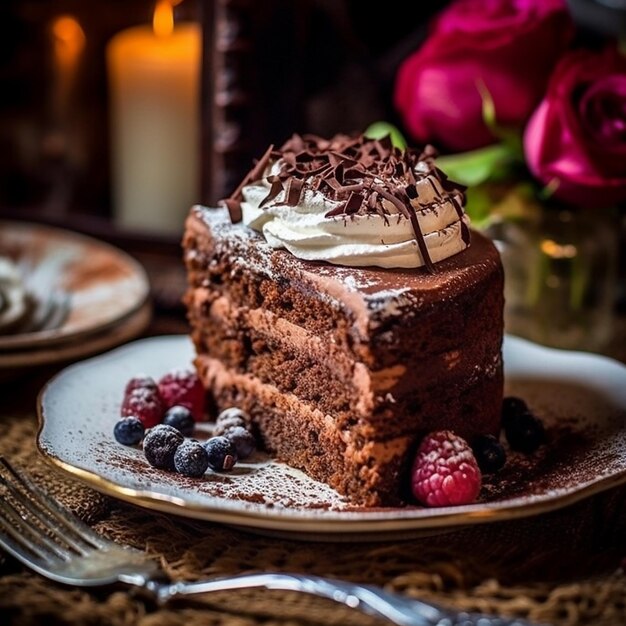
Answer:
[
  {"left": 124, "top": 375, "right": 158, "bottom": 397},
  {"left": 158, "top": 369, "right": 205, "bottom": 421},
  {"left": 411, "top": 430, "right": 482, "bottom": 507},
  {"left": 121, "top": 387, "right": 164, "bottom": 428}
]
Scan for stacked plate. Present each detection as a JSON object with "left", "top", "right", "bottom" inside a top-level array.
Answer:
[{"left": 0, "top": 220, "right": 151, "bottom": 377}]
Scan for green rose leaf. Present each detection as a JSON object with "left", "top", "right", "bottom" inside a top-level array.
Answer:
[
  {"left": 364, "top": 122, "right": 407, "bottom": 150},
  {"left": 436, "top": 143, "right": 517, "bottom": 187}
]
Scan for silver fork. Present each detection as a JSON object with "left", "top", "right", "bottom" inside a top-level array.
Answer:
[{"left": 0, "top": 457, "right": 542, "bottom": 626}]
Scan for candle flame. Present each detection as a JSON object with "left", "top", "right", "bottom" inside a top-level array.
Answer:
[
  {"left": 52, "top": 15, "right": 85, "bottom": 58},
  {"left": 153, "top": 1, "right": 177, "bottom": 38}
]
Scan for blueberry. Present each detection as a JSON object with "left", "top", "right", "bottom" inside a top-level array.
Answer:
[
  {"left": 472, "top": 435, "right": 506, "bottom": 473},
  {"left": 214, "top": 407, "right": 248, "bottom": 436},
  {"left": 163, "top": 405, "right": 195, "bottom": 437},
  {"left": 504, "top": 411, "right": 546, "bottom": 453},
  {"left": 226, "top": 426, "right": 256, "bottom": 460},
  {"left": 174, "top": 440, "right": 209, "bottom": 477},
  {"left": 143, "top": 424, "right": 184, "bottom": 470},
  {"left": 113, "top": 417, "right": 145, "bottom": 446},
  {"left": 501, "top": 396, "right": 529, "bottom": 428},
  {"left": 204, "top": 436, "right": 237, "bottom": 472}
]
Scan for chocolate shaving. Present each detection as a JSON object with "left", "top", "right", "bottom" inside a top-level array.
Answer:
[
  {"left": 259, "top": 177, "right": 284, "bottom": 208},
  {"left": 427, "top": 177, "right": 442, "bottom": 201},
  {"left": 222, "top": 198, "right": 242, "bottom": 224},
  {"left": 371, "top": 185, "right": 410, "bottom": 219},
  {"left": 419, "top": 144, "right": 438, "bottom": 161},
  {"left": 408, "top": 209, "right": 435, "bottom": 273},
  {"left": 344, "top": 192, "right": 364, "bottom": 214},
  {"left": 220, "top": 144, "right": 274, "bottom": 222},
  {"left": 334, "top": 163, "right": 345, "bottom": 186},
  {"left": 325, "top": 204, "right": 345, "bottom": 218},
  {"left": 336, "top": 183, "right": 367, "bottom": 194},
  {"left": 285, "top": 178, "right": 304, "bottom": 206},
  {"left": 461, "top": 219, "right": 471, "bottom": 245},
  {"left": 372, "top": 184, "right": 434, "bottom": 272},
  {"left": 450, "top": 195, "right": 465, "bottom": 220}
]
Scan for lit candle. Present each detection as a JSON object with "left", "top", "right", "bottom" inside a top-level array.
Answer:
[
  {"left": 107, "top": 0, "right": 201, "bottom": 234},
  {"left": 51, "top": 15, "right": 85, "bottom": 126}
]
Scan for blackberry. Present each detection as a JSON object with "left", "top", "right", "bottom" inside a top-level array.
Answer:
[
  {"left": 113, "top": 417, "right": 145, "bottom": 446},
  {"left": 204, "top": 436, "right": 237, "bottom": 472},
  {"left": 501, "top": 396, "right": 529, "bottom": 428},
  {"left": 226, "top": 426, "right": 256, "bottom": 460},
  {"left": 214, "top": 407, "right": 249, "bottom": 436},
  {"left": 504, "top": 411, "right": 546, "bottom": 453},
  {"left": 143, "top": 424, "right": 184, "bottom": 470},
  {"left": 163, "top": 405, "right": 195, "bottom": 437},
  {"left": 174, "top": 440, "right": 209, "bottom": 477},
  {"left": 472, "top": 435, "right": 506, "bottom": 473}
]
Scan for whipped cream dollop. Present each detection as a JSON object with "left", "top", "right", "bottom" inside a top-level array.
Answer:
[{"left": 228, "top": 134, "right": 470, "bottom": 271}]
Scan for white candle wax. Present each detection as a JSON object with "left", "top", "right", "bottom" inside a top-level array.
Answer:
[{"left": 107, "top": 22, "right": 200, "bottom": 234}]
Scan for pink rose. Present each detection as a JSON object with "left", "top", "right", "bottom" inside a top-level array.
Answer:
[
  {"left": 524, "top": 47, "right": 626, "bottom": 209},
  {"left": 394, "top": 0, "right": 572, "bottom": 152}
]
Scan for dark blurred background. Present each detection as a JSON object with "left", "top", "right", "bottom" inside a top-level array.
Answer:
[{"left": 0, "top": 0, "right": 448, "bottom": 227}]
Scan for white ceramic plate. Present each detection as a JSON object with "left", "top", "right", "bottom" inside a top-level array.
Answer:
[
  {"left": 38, "top": 335, "right": 626, "bottom": 541},
  {"left": 0, "top": 220, "right": 150, "bottom": 350}
]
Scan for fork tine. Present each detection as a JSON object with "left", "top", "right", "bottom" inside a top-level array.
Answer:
[
  {"left": 0, "top": 498, "right": 72, "bottom": 561},
  {"left": 0, "top": 457, "right": 109, "bottom": 550},
  {"left": 0, "top": 472, "right": 91, "bottom": 555},
  {"left": 0, "top": 518, "right": 53, "bottom": 567}
]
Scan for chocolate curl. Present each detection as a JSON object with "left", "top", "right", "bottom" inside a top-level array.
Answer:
[
  {"left": 419, "top": 144, "right": 438, "bottom": 161},
  {"left": 334, "top": 163, "right": 345, "bottom": 186},
  {"left": 371, "top": 184, "right": 410, "bottom": 219},
  {"left": 372, "top": 184, "right": 435, "bottom": 273},
  {"left": 285, "top": 178, "right": 304, "bottom": 206},
  {"left": 460, "top": 219, "right": 471, "bottom": 245},
  {"left": 373, "top": 137, "right": 392, "bottom": 158},
  {"left": 222, "top": 198, "right": 243, "bottom": 224},
  {"left": 344, "top": 192, "right": 364, "bottom": 214},
  {"left": 221, "top": 144, "right": 274, "bottom": 223},
  {"left": 259, "top": 177, "right": 284, "bottom": 208},
  {"left": 324, "top": 204, "right": 345, "bottom": 218}
]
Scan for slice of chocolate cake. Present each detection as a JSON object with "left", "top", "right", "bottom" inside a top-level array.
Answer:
[{"left": 184, "top": 134, "right": 504, "bottom": 507}]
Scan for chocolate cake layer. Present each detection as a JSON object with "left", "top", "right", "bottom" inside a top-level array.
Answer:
[
  {"left": 195, "top": 354, "right": 409, "bottom": 507},
  {"left": 184, "top": 206, "right": 504, "bottom": 505}
]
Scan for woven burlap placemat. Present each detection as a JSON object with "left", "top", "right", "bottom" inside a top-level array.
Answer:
[{"left": 1, "top": 405, "right": 625, "bottom": 626}]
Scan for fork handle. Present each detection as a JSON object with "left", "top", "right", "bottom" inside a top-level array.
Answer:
[{"left": 148, "top": 572, "right": 539, "bottom": 626}]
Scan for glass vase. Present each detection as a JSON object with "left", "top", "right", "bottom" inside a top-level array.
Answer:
[{"left": 490, "top": 206, "right": 619, "bottom": 353}]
